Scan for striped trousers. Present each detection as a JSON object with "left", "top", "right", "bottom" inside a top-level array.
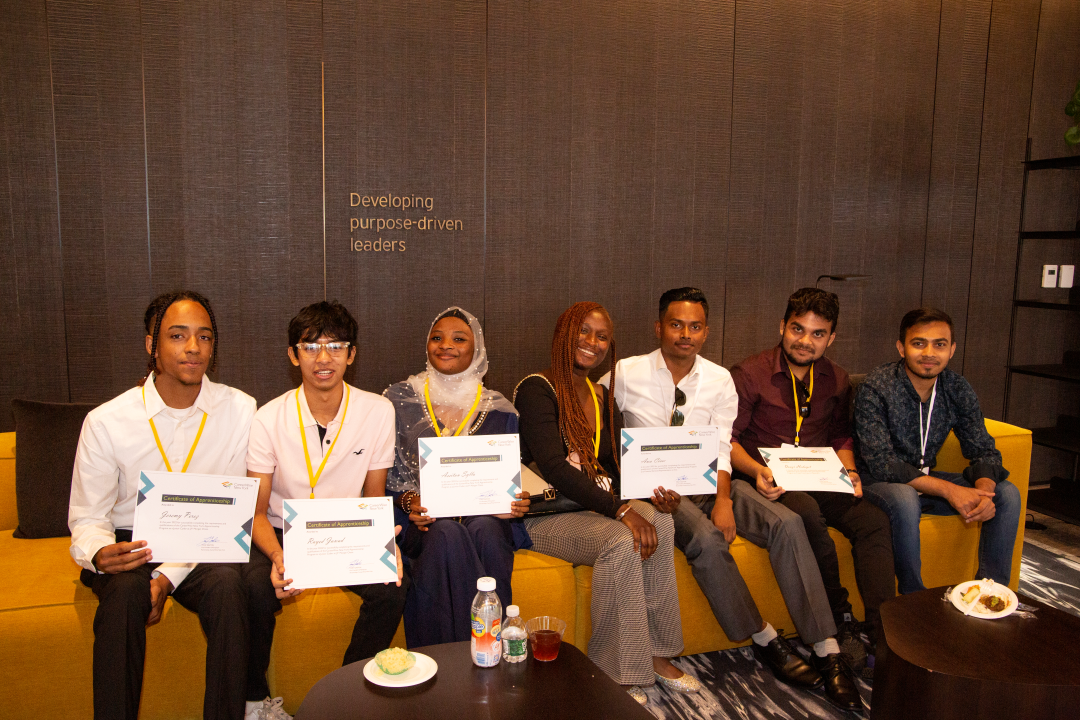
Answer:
[{"left": 524, "top": 500, "right": 683, "bottom": 685}]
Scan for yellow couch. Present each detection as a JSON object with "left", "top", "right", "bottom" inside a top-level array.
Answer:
[{"left": 1, "top": 421, "right": 1029, "bottom": 718}]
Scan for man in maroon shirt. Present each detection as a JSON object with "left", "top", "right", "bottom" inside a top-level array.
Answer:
[{"left": 731, "top": 288, "right": 894, "bottom": 674}]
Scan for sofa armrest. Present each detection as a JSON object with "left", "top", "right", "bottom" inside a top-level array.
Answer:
[
  {"left": 934, "top": 419, "right": 1031, "bottom": 589},
  {"left": 0, "top": 432, "right": 16, "bottom": 532}
]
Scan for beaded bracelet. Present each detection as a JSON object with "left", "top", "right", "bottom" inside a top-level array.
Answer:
[{"left": 400, "top": 490, "right": 419, "bottom": 514}]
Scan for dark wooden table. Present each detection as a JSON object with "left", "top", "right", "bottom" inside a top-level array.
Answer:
[
  {"left": 294, "top": 640, "right": 655, "bottom": 720},
  {"left": 871, "top": 586, "right": 1080, "bottom": 719}
]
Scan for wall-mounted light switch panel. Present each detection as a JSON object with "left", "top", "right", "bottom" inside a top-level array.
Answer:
[
  {"left": 1042, "top": 265, "right": 1058, "bottom": 288},
  {"left": 1060, "top": 264, "right": 1075, "bottom": 289}
]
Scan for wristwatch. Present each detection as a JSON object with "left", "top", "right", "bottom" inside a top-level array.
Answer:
[{"left": 615, "top": 505, "right": 631, "bottom": 521}]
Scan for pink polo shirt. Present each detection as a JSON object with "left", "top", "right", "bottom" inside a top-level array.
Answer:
[{"left": 247, "top": 383, "right": 396, "bottom": 529}]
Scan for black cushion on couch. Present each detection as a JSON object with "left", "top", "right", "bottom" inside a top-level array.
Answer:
[{"left": 11, "top": 399, "right": 99, "bottom": 539}]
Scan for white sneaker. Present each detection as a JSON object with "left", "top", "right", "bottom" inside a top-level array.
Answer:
[{"left": 245, "top": 697, "right": 292, "bottom": 720}]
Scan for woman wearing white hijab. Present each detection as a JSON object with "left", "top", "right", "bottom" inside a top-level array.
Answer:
[{"left": 384, "top": 307, "right": 530, "bottom": 647}]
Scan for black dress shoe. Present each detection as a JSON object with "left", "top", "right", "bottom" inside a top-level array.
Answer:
[
  {"left": 836, "top": 619, "right": 867, "bottom": 672},
  {"left": 811, "top": 652, "right": 863, "bottom": 712},
  {"left": 752, "top": 635, "right": 823, "bottom": 689}
]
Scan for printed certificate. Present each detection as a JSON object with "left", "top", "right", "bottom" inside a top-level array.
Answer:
[
  {"left": 131, "top": 471, "right": 258, "bottom": 563},
  {"left": 418, "top": 434, "right": 521, "bottom": 518},
  {"left": 760, "top": 446, "right": 854, "bottom": 494},
  {"left": 619, "top": 426, "right": 721, "bottom": 499},
  {"left": 281, "top": 497, "right": 398, "bottom": 589}
]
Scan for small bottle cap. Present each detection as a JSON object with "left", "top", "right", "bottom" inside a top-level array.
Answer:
[
  {"left": 477, "top": 577, "right": 496, "bottom": 592},
  {"left": 506, "top": 605, "right": 519, "bottom": 617}
]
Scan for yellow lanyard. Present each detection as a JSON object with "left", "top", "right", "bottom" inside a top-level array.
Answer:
[
  {"left": 586, "top": 379, "right": 601, "bottom": 458},
  {"left": 790, "top": 364, "right": 813, "bottom": 447},
  {"left": 297, "top": 386, "right": 350, "bottom": 499},
  {"left": 142, "top": 383, "right": 207, "bottom": 473},
  {"left": 425, "top": 380, "right": 483, "bottom": 437}
]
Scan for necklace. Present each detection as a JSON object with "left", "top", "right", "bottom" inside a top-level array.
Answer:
[
  {"left": 297, "top": 385, "right": 350, "bottom": 499},
  {"left": 425, "top": 379, "right": 483, "bottom": 437},
  {"left": 142, "top": 382, "right": 207, "bottom": 473}
]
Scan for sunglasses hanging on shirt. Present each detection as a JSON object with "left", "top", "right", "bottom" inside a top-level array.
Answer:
[{"left": 670, "top": 387, "right": 687, "bottom": 426}]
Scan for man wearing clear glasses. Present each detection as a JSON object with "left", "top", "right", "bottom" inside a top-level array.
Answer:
[
  {"left": 243, "top": 301, "right": 405, "bottom": 720},
  {"left": 603, "top": 288, "right": 859, "bottom": 711}
]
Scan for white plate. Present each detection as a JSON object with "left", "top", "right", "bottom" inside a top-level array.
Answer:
[
  {"left": 362, "top": 652, "right": 438, "bottom": 687},
  {"left": 949, "top": 580, "right": 1019, "bottom": 619}
]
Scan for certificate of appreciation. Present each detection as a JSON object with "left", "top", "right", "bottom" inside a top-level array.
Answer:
[
  {"left": 760, "top": 446, "right": 854, "bottom": 494},
  {"left": 619, "top": 426, "right": 721, "bottom": 499},
  {"left": 281, "top": 497, "right": 398, "bottom": 589},
  {"left": 131, "top": 471, "right": 259, "bottom": 563},
  {"left": 418, "top": 434, "right": 521, "bottom": 518}
]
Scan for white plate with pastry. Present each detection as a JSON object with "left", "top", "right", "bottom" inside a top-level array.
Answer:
[{"left": 949, "top": 579, "right": 1018, "bottom": 619}]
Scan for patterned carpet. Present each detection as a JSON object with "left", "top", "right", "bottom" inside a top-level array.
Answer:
[{"left": 640, "top": 542, "right": 1080, "bottom": 719}]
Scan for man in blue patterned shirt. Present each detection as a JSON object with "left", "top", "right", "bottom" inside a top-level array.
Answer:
[{"left": 853, "top": 308, "right": 1021, "bottom": 594}]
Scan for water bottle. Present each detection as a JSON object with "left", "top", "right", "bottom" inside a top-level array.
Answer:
[
  {"left": 470, "top": 576, "right": 502, "bottom": 667},
  {"left": 501, "top": 605, "right": 528, "bottom": 663}
]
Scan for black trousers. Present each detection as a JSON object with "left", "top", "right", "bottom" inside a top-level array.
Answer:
[
  {"left": 777, "top": 490, "right": 895, "bottom": 628},
  {"left": 81, "top": 529, "right": 273, "bottom": 720},
  {"left": 245, "top": 529, "right": 408, "bottom": 674}
]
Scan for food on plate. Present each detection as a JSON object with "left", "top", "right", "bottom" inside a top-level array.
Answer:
[
  {"left": 979, "top": 595, "right": 1007, "bottom": 613},
  {"left": 374, "top": 647, "right": 416, "bottom": 675},
  {"left": 961, "top": 585, "right": 981, "bottom": 604}
]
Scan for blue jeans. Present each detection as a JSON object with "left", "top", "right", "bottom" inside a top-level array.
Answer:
[{"left": 862, "top": 472, "right": 1021, "bottom": 594}]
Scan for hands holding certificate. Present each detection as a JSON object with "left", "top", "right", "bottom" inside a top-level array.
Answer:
[
  {"left": 272, "top": 519, "right": 405, "bottom": 599},
  {"left": 757, "top": 446, "right": 859, "bottom": 496},
  {"left": 406, "top": 492, "right": 531, "bottom": 532}
]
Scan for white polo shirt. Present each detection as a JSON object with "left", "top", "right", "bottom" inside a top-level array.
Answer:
[
  {"left": 602, "top": 348, "right": 737, "bottom": 474},
  {"left": 247, "top": 383, "right": 396, "bottom": 529},
  {"left": 69, "top": 374, "right": 256, "bottom": 588}
]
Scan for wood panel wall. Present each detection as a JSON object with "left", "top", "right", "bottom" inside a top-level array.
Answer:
[{"left": 1, "top": 0, "right": 1078, "bottom": 444}]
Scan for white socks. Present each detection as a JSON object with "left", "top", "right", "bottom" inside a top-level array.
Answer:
[
  {"left": 751, "top": 623, "right": 778, "bottom": 646},
  {"left": 750, "top": 623, "right": 840, "bottom": 657},
  {"left": 813, "top": 638, "right": 840, "bottom": 657}
]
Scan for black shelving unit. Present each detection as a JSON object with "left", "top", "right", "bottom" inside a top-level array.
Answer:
[{"left": 1004, "top": 141, "right": 1080, "bottom": 523}]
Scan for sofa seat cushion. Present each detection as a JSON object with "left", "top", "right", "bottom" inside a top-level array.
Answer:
[{"left": 0, "top": 530, "right": 91, "bottom": 611}]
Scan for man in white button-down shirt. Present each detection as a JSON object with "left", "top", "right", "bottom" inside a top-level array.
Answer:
[
  {"left": 69, "top": 291, "right": 264, "bottom": 720},
  {"left": 603, "top": 288, "right": 859, "bottom": 710}
]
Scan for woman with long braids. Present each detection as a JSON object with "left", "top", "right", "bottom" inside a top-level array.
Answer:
[
  {"left": 514, "top": 302, "right": 700, "bottom": 705},
  {"left": 384, "top": 307, "right": 531, "bottom": 648}
]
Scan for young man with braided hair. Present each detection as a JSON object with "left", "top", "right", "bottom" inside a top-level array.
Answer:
[
  {"left": 603, "top": 287, "right": 861, "bottom": 713},
  {"left": 69, "top": 291, "right": 275, "bottom": 720}
]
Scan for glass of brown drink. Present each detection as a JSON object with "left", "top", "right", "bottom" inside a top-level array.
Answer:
[{"left": 524, "top": 616, "right": 567, "bottom": 662}]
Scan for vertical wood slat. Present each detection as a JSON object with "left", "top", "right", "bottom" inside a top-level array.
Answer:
[
  {"left": 231, "top": 0, "right": 297, "bottom": 404},
  {"left": 725, "top": 0, "right": 939, "bottom": 373},
  {"left": 48, "top": 0, "right": 152, "bottom": 403},
  {"left": 484, "top": 0, "right": 575, "bottom": 394},
  {"left": 0, "top": 0, "right": 68, "bottom": 432},
  {"left": 920, "top": 0, "right": 992, "bottom": 369},
  {"left": 323, "top": 0, "right": 487, "bottom": 397}
]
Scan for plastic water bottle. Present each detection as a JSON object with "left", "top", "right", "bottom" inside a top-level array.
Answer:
[
  {"left": 470, "top": 576, "right": 502, "bottom": 667},
  {"left": 501, "top": 605, "right": 528, "bottom": 663}
]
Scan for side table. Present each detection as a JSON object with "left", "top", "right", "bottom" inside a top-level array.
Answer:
[
  {"left": 295, "top": 640, "right": 655, "bottom": 720},
  {"left": 871, "top": 586, "right": 1080, "bottom": 719}
]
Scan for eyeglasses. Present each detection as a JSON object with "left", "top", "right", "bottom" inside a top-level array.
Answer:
[
  {"left": 795, "top": 382, "right": 811, "bottom": 418},
  {"left": 670, "top": 387, "right": 686, "bottom": 426},
  {"left": 295, "top": 341, "right": 351, "bottom": 358}
]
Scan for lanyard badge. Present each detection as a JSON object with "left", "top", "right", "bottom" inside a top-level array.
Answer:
[{"left": 918, "top": 380, "right": 937, "bottom": 474}]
